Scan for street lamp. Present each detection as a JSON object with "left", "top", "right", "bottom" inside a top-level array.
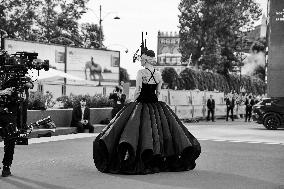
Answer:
[
  {"left": 234, "top": 30, "right": 248, "bottom": 94},
  {"left": 82, "top": 5, "right": 120, "bottom": 48}
]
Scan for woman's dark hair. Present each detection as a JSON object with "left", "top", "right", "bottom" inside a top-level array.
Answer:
[
  {"left": 114, "top": 86, "right": 122, "bottom": 93},
  {"left": 143, "top": 49, "right": 155, "bottom": 57}
]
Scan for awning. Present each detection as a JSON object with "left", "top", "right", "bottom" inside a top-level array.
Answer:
[{"left": 27, "top": 68, "right": 84, "bottom": 82}]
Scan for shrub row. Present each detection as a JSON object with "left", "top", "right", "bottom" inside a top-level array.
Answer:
[
  {"left": 28, "top": 92, "right": 113, "bottom": 110},
  {"left": 164, "top": 68, "right": 266, "bottom": 95}
]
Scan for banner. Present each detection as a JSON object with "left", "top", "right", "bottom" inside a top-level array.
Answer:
[
  {"left": 4, "top": 39, "right": 120, "bottom": 86},
  {"left": 175, "top": 106, "right": 193, "bottom": 119},
  {"left": 193, "top": 105, "right": 205, "bottom": 118},
  {"left": 67, "top": 47, "right": 120, "bottom": 85},
  {"left": 169, "top": 90, "right": 191, "bottom": 105},
  {"left": 158, "top": 89, "right": 169, "bottom": 103},
  {"left": 191, "top": 91, "right": 206, "bottom": 105},
  {"left": 214, "top": 105, "right": 227, "bottom": 116}
]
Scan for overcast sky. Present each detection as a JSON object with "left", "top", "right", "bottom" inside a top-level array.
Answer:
[{"left": 80, "top": 0, "right": 268, "bottom": 79}]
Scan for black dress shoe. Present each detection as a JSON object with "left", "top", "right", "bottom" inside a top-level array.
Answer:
[{"left": 2, "top": 166, "right": 11, "bottom": 177}]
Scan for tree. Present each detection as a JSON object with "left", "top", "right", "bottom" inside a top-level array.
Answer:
[
  {"left": 179, "top": 68, "right": 265, "bottom": 94},
  {"left": 178, "top": 0, "right": 262, "bottom": 75},
  {"left": 161, "top": 67, "right": 180, "bottom": 89},
  {"left": 80, "top": 23, "right": 103, "bottom": 48},
  {"left": 0, "top": 0, "right": 89, "bottom": 46},
  {"left": 35, "top": 0, "right": 89, "bottom": 46},
  {"left": 250, "top": 37, "right": 267, "bottom": 81},
  {"left": 119, "top": 67, "right": 130, "bottom": 83},
  {"left": 0, "top": 0, "right": 41, "bottom": 40},
  {"left": 253, "top": 65, "right": 265, "bottom": 81},
  {"left": 251, "top": 37, "right": 266, "bottom": 53}
]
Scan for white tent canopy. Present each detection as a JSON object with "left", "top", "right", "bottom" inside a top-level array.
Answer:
[{"left": 27, "top": 68, "right": 84, "bottom": 82}]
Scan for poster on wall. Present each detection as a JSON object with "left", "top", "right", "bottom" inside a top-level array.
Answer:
[
  {"left": 169, "top": 90, "right": 191, "bottom": 105},
  {"left": 4, "top": 39, "right": 65, "bottom": 70},
  {"left": 67, "top": 47, "right": 120, "bottom": 86},
  {"left": 4, "top": 39, "right": 120, "bottom": 86},
  {"left": 191, "top": 91, "right": 206, "bottom": 105}
]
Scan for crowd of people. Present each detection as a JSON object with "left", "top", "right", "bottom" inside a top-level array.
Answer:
[{"left": 206, "top": 90, "right": 266, "bottom": 122}]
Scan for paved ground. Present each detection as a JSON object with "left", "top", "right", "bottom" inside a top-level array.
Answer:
[
  {"left": 186, "top": 119, "right": 284, "bottom": 145},
  {"left": 0, "top": 120, "right": 283, "bottom": 189}
]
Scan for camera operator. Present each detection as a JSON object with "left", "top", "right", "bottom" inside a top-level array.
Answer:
[{"left": 0, "top": 78, "right": 33, "bottom": 177}]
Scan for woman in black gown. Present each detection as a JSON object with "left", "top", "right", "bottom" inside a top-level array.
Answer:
[{"left": 93, "top": 49, "right": 201, "bottom": 174}]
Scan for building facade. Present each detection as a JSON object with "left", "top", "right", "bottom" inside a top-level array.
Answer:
[{"left": 155, "top": 31, "right": 190, "bottom": 74}]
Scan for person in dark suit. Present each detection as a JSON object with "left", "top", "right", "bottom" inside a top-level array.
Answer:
[
  {"left": 109, "top": 86, "right": 126, "bottom": 119},
  {"left": 245, "top": 95, "right": 254, "bottom": 122},
  {"left": 0, "top": 77, "right": 34, "bottom": 177},
  {"left": 207, "top": 95, "right": 215, "bottom": 122},
  {"left": 70, "top": 98, "right": 94, "bottom": 133},
  {"left": 226, "top": 96, "right": 235, "bottom": 121}
]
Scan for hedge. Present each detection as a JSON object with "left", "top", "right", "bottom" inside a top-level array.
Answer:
[
  {"left": 28, "top": 92, "right": 113, "bottom": 110},
  {"left": 178, "top": 68, "right": 266, "bottom": 95}
]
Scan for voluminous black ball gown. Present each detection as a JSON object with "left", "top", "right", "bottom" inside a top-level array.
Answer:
[{"left": 93, "top": 82, "right": 201, "bottom": 174}]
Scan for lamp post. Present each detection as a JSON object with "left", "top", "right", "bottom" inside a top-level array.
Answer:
[
  {"left": 235, "top": 30, "right": 247, "bottom": 94},
  {"left": 82, "top": 5, "right": 120, "bottom": 48}
]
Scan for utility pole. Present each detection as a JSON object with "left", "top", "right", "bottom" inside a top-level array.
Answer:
[{"left": 99, "top": 5, "right": 102, "bottom": 48}]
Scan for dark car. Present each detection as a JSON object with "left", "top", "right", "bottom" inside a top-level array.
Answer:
[{"left": 252, "top": 98, "right": 284, "bottom": 130}]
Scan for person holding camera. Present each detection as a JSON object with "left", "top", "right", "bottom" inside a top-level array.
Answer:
[
  {"left": 70, "top": 98, "right": 94, "bottom": 133},
  {"left": 0, "top": 87, "right": 16, "bottom": 177},
  {"left": 109, "top": 86, "right": 126, "bottom": 118},
  {"left": 0, "top": 78, "right": 33, "bottom": 177}
]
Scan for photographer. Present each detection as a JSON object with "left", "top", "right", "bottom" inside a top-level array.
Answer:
[
  {"left": 0, "top": 78, "right": 33, "bottom": 177},
  {"left": 109, "top": 86, "right": 126, "bottom": 118}
]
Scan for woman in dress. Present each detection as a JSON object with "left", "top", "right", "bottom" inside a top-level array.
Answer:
[{"left": 93, "top": 49, "right": 201, "bottom": 174}]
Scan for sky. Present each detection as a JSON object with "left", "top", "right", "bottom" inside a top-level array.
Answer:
[{"left": 80, "top": 0, "right": 268, "bottom": 79}]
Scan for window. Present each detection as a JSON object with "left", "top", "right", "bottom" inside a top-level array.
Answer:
[{"left": 166, "top": 57, "right": 170, "bottom": 63}]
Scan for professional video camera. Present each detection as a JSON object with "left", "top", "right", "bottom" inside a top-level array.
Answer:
[
  {"left": 0, "top": 50, "right": 52, "bottom": 144},
  {"left": 0, "top": 50, "right": 49, "bottom": 94}
]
